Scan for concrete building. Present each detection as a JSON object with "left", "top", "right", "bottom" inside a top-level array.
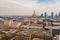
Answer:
[
  {"left": 53, "top": 35, "right": 60, "bottom": 40},
  {"left": 32, "top": 38, "right": 43, "bottom": 40}
]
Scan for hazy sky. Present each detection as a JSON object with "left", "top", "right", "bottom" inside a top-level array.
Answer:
[{"left": 0, "top": 0, "right": 60, "bottom": 16}]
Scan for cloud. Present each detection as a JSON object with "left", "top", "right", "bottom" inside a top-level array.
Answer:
[{"left": 0, "top": 0, "right": 60, "bottom": 15}]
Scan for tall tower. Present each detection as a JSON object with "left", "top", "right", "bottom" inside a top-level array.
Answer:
[
  {"left": 32, "top": 10, "right": 38, "bottom": 23},
  {"left": 51, "top": 12, "right": 54, "bottom": 18},
  {"left": 45, "top": 12, "right": 47, "bottom": 18},
  {"left": 55, "top": 14, "right": 58, "bottom": 18},
  {"left": 59, "top": 12, "right": 60, "bottom": 17},
  {"left": 32, "top": 10, "right": 37, "bottom": 18},
  {"left": 41, "top": 13, "right": 43, "bottom": 18}
]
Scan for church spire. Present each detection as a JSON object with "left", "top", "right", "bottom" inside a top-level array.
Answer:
[
  {"left": 32, "top": 10, "right": 37, "bottom": 18},
  {"left": 33, "top": 10, "right": 35, "bottom": 14},
  {"left": 32, "top": 10, "right": 38, "bottom": 23}
]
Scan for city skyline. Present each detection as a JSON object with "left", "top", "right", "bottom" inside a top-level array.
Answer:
[{"left": 0, "top": 0, "right": 60, "bottom": 15}]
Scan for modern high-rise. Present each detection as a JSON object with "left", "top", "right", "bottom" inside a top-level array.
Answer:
[
  {"left": 59, "top": 12, "right": 60, "bottom": 17},
  {"left": 40, "top": 13, "right": 43, "bottom": 18},
  {"left": 55, "top": 14, "right": 58, "bottom": 18},
  {"left": 51, "top": 12, "right": 54, "bottom": 18},
  {"left": 45, "top": 12, "right": 47, "bottom": 18}
]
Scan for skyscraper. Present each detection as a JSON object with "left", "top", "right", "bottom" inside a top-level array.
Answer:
[
  {"left": 51, "top": 12, "right": 54, "bottom": 18},
  {"left": 40, "top": 13, "right": 43, "bottom": 18},
  {"left": 59, "top": 12, "right": 60, "bottom": 17},
  {"left": 45, "top": 12, "right": 47, "bottom": 18},
  {"left": 55, "top": 14, "right": 58, "bottom": 18}
]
